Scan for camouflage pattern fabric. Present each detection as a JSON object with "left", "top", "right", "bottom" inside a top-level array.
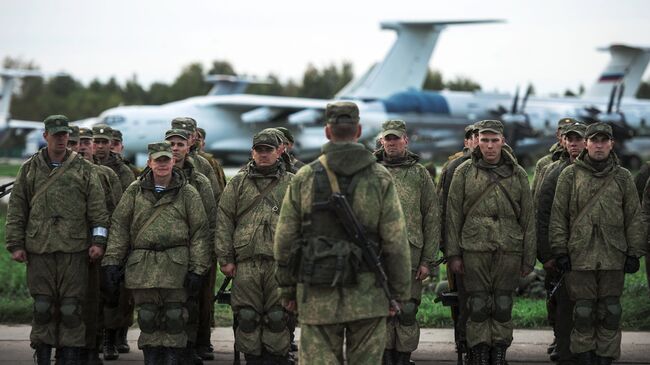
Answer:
[
  {"left": 274, "top": 142, "right": 411, "bottom": 325},
  {"left": 199, "top": 149, "right": 227, "bottom": 190},
  {"left": 531, "top": 142, "right": 563, "bottom": 197},
  {"left": 131, "top": 288, "right": 188, "bottom": 348},
  {"left": 102, "top": 169, "right": 211, "bottom": 288},
  {"left": 437, "top": 147, "right": 471, "bottom": 253},
  {"left": 641, "top": 178, "right": 650, "bottom": 292},
  {"left": 97, "top": 152, "right": 136, "bottom": 192},
  {"left": 375, "top": 148, "right": 440, "bottom": 352},
  {"left": 189, "top": 150, "right": 223, "bottom": 202}
]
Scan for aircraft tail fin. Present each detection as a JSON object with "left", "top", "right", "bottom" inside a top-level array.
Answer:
[
  {"left": 585, "top": 44, "right": 650, "bottom": 99},
  {"left": 0, "top": 69, "right": 41, "bottom": 129},
  {"left": 336, "top": 20, "right": 503, "bottom": 100}
]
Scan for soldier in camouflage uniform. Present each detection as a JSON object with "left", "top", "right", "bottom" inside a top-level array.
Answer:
[
  {"left": 276, "top": 127, "right": 305, "bottom": 171},
  {"left": 375, "top": 120, "right": 440, "bottom": 365},
  {"left": 633, "top": 161, "right": 650, "bottom": 291},
  {"left": 102, "top": 142, "right": 211, "bottom": 365},
  {"left": 531, "top": 118, "right": 574, "bottom": 199},
  {"left": 110, "top": 129, "right": 141, "bottom": 178},
  {"left": 535, "top": 121, "right": 586, "bottom": 365},
  {"left": 165, "top": 128, "right": 217, "bottom": 364},
  {"left": 196, "top": 127, "right": 227, "bottom": 190},
  {"left": 274, "top": 101, "right": 412, "bottom": 365},
  {"left": 640, "top": 174, "right": 650, "bottom": 293},
  {"left": 549, "top": 122, "right": 646, "bottom": 365},
  {"left": 260, "top": 127, "right": 298, "bottom": 173},
  {"left": 215, "top": 130, "right": 294, "bottom": 364},
  {"left": 93, "top": 125, "right": 135, "bottom": 360},
  {"left": 446, "top": 120, "right": 536, "bottom": 365},
  {"left": 5, "top": 115, "right": 110, "bottom": 365}
]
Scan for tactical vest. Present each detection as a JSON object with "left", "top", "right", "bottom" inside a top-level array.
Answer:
[{"left": 292, "top": 160, "right": 378, "bottom": 290}]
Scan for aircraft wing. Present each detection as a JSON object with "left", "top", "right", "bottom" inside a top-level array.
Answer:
[
  {"left": 195, "top": 94, "right": 331, "bottom": 124},
  {"left": 7, "top": 119, "right": 42, "bottom": 129}
]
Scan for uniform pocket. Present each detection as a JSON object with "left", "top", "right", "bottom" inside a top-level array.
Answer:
[{"left": 601, "top": 224, "right": 628, "bottom": 253}]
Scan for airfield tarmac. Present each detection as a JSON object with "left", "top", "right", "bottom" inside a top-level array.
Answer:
[{"left": 0, "top": 326, "right": 649, "bottom": 364}]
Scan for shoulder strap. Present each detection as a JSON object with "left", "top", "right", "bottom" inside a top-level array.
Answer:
[
  {"left": 318, "top": 155, "right": 340, "bottom": 193},
  {"left": 490, "top": 172, "right": 521, "bottom": 217},
  {"left": 464, "top": 183, "right": 498, "bottom": 217},
  {"left": 236, "top": 177, "right": 281, "bottom": 220},
  {"left": 133, "top": 203, "right": 169, "bottom": 245},
  {"left": 574, "top": 171, "right": 617, "bottom": 225},
  {"left": 29, "top": 151, "right": 78, "bottom": 208}
]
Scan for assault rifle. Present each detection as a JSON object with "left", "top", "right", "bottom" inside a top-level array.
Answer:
[
  {"left": 329, "top": 192, "right": 401, "bottom": 313},
  {"left": 213, "top": 276, "right": 240, "bottom": 365},
  {"left": 0, "top": 181, "right": 14, "bottom": 199}
]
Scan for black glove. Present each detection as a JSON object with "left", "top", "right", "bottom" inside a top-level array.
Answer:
[
  {"left": 184, "top": 272, "right": 204, "bottom": 297},
  {"left": 102, "top": 265, "right": 123, "bottom": 305},
  {"left": 624, "top": 256, "right": 640, "bottom": 274},
  {"left": 555, "top": 255, "right": 571, "bottom": 273}
]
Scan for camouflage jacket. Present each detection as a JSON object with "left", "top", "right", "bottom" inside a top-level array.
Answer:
[
  {"left": 446, "top": 149, "right": 536, "bottom": 269},
  {"left": 531, "top": 143, "right": 564, "bottom": 195},
  {"left": 634, "top": 161, "right": 650, "bottom": 201},
  {"left": 549, "top": 151, "right": 646, "bottom": 270},
  {"left": 198, "top": 149, "right": 227, "bottom": 191},
  {"left": 93, "top": 164, "right": 123, "bottom": 216},
  {"left": 375, "top": 149, "right": 440, "bottom": 272},
  {"left": 436, "top": 147, "right": 471, "bottom": 252},
  {"left": 181, "top": 159, "right": 217, "bottom": 242},
  {"left": 274, "top": 142, "right": 411, "bottom": 325},
  {"left": 102, "top": 169, "right": 210, "bottom": 289},
  {"left": 215, "top": 161, "right": 293, "bottom": 265},
  {"left": 97, "top": 152, "right": 136, "bottom": 192},
  {"left": 189, "top": 150, "right": 222, "bottom": 202},
  {"left": 641, "top": 178, "right": 650, "bottom": 251},
  {"left": 535, "top": 158, "right": 571, "bottom": 263},
  {"left": 5, "top": 148, "right": 109, "bottom": 254}
]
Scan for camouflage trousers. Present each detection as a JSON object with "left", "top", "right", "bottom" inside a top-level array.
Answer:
[
  {"left": 131, "top": 288, "right": 188, "bottom": 349},
  {"left": 566, "top": 270, "right": 624, "bottom": 359},
  {"left": 101, "top": 269, "right": 134, "bottom": 330},
  {"left": 231, "top": 257, "right": 290, "bottom": 356},
  {"left": 196, "top": 264, "right": 217, "bottom": 347},
  {"left": 301, "top": 316, "right": 386, "bottom": 365},
  {"left": 547, "top": 269, "right": 576, "bottom": 363},
  {"left": 463, "top": 251, "right": 520, "bottom": 348},
  {"left": 26, "top": 251, "right": 88, "bottom": 347},
  {"left": 385, "top": 278, "right": 422, "bottom": 352},
  {"left": 84, "top": 260, "right": 102, "bottom": 350}
]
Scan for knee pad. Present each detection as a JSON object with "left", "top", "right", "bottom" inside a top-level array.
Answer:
[
  {"left": 600, "top": 296, "right": 622, "bottom": 330},
  {"left": 33, "top": 295, "right": 53, "bottom": 325},
  {"left": 493, "top": 291, "right": 513, "bottom": 323},
  {"left": 137, "top": 303, "right": 160, "bottom": 334},
  {"left": 573, "top": 299, "right": 595, "bottom": 332},
  {"left": 264, "top": 305, "right": 287, "bottom": 333},
  {"left": 59, "top": 297, "right": 82, "bottom": 329},
  {"left": 468, "top": 292, "right": 490, "bottom": 323},
  {"left": 397, "top": 300, "right": 418, "bottom": 327},
  {"left": 237, "top": 306, "right": 260, "bottom": 334},
  {"left": 162, "top": 302, "right": 186, "bottom": 335}
]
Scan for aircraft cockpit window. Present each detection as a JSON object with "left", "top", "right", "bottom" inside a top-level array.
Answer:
[{"left": 101, "top": 115, "right": 126, "bottom": 126}]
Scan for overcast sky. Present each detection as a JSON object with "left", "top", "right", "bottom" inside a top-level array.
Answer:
[{"left": 2, "top": 0, "right": 649, "bottom": 96}]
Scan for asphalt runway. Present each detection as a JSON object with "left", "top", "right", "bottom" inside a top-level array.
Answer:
[{"left": 1, "top": 326, "right": 649, "bottom": 364}]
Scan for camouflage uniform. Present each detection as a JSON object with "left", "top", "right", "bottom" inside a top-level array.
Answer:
[
  {"left": 634, "top": 162, "right": 650, "bottom": 289},
  {"left": 111, "top": 129, "right": 141, "bottom": 177},
  {"left": 641, "top": 176, "right": 650, "bottom": 293},
  {"left": 531, "top": 118, "right": 575, "bottom": 200},
  {"left": 446, "top": 120, "right": 536, "bottom": 360},
  {"left": 215, "top": 132, "right": 294, "bottom": 362},
  {"left": 5, "top": 116, "right": 109, "bottom": 361},
  {"left": 374, "top": 120, "right": 440, "bottom": 361},
  {"left": 274, "top": 102, "right": 411, "bottom": 365},
  {"left": 94, "top": 125, "right": 136, "bottom": 192},
  {"left": 550, "top": 123, "right": 646, "bottom": 361},
  {"left": 102, "top": 142, "right": 210, "bottom": 363}
]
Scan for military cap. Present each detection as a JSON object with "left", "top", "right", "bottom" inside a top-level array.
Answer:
[
  {"left": 148, "top": 141, "right": 173, "bottom": 160},
  {"left": 381, "top": 120, "right": 407, "bottom": 138},
  {"left": 92, "top": 124, "right": 113, "bottom": 140},
  {"left": 476, "top": 119, "right": 504, "bottom": 135},
  {"left": 171, "top": 117, "right": 197, "bottom": 132},
  {"left": 325, "top": 101, "right": 360, "bottom": 124},
  {"left": 165, "top": 128, "right": 189, "bottom": 140},
  {"left": 464, "top": 124, "right": 475, "bottom": 138},
  {"left": 557, "top": 117, "right": 577, "bottom": 131},
  {"left": 43, "top": 115, "right": 71, "bottom": 134},
  {"left": 68, "top": 126, "right": 80, "bottom": 142},
  {"left": 585, "top": 122, "right": 613, "bottom": 139},
  {"left": 261, "top": 128, "right": 287, "bottom": 144},
  {"left": 111, "top": 129, "right": 123, "bottom": 141},
  {"left": 253, "top": 130, "right": 280, "bottom": 148},
  {"left": 79, "top": 127, "right": 93, "bottom": 139},
  {"left": 275, "top": 127, "right": 294, "bottom": 143},
  {"left": 196, "top": 127, "right": 206, "bottom": 139},
  {"left": 562, "top": 122, "right": 587, "bottom": 138}
]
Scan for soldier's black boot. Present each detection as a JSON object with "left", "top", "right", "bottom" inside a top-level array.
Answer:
[
  {"left": 244, "top": 352, "right": 265, "bottom": 365},
  {"left": 87, "top": 348, "right": 103, "bottom": 365},
  {"left": 163, "top": 347, "right": 182, "bottom": 365},
  {"left": 395, "top": 351, "right": 413, "bottom": 365},
  {"left": 60, "top": 347, "right": 82, "bottom": 365},
  {"left": 102, "top": 329, "right": 118, "bottom": 361},
  {"left": 185, "top": 342, "right": 203, "bottom": 365},
  {"left": 116, "top": 327, "right": 130, "bottom": 353},
  {"left": 33, "top": 343, "right": 52, "bottom": 365},
  {"left": 576, "top": 351, "right": 595, "bottom": 365},
  {"left": 142, "top": 346, "right": 160, "bottom": 365},
  {"left": 470, "top": 343, "right": 490, "bottom": 365},
  {"left": 196, "top": 344, "right": 214, "bottom": 361},
  {"left": 382, "top": 349, "right": 396, "bottom": 365},
  {"left": 597, "top": 355, "right": 614, "bottom": 365},
  {"left": 490, "top": 344, "right": 508, "bottom": 365}
]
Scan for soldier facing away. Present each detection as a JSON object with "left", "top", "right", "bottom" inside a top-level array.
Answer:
[
  {"left": 446, "top": 119, "right": 536, "bottom": 365},
  {"left": 102, "top": 141, "right": 211, "bottom": 365},
  {"left": 549, "top": 122, "right": 646, "bottom": 365},
  {"left": 273, "top": 101, "right": 411, "bottom": 365},
  {"left": 375, "top": 119, "right": 441, "bottom": 365},
  {"left": 215, "top": 130, "right": 294, "bottom": 364},
  {"left": 5, "top": 115, "right": 110, "bottom": 365}
]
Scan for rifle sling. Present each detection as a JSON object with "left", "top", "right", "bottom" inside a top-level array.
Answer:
[
  {"left": 236, "top": 177, "right": 281, "bottom": 220},
  {"left": 318, "top": 155, "right": 341, "bottom": 193},
  {"left": 29, "top": 151, "right": 78, "bottom": 208},
  {"left": 133, "top": 203, "right": 169, "bottom": 245},
  {"left": 573, "top": 172, "right": 617, "bottom": 225}
]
